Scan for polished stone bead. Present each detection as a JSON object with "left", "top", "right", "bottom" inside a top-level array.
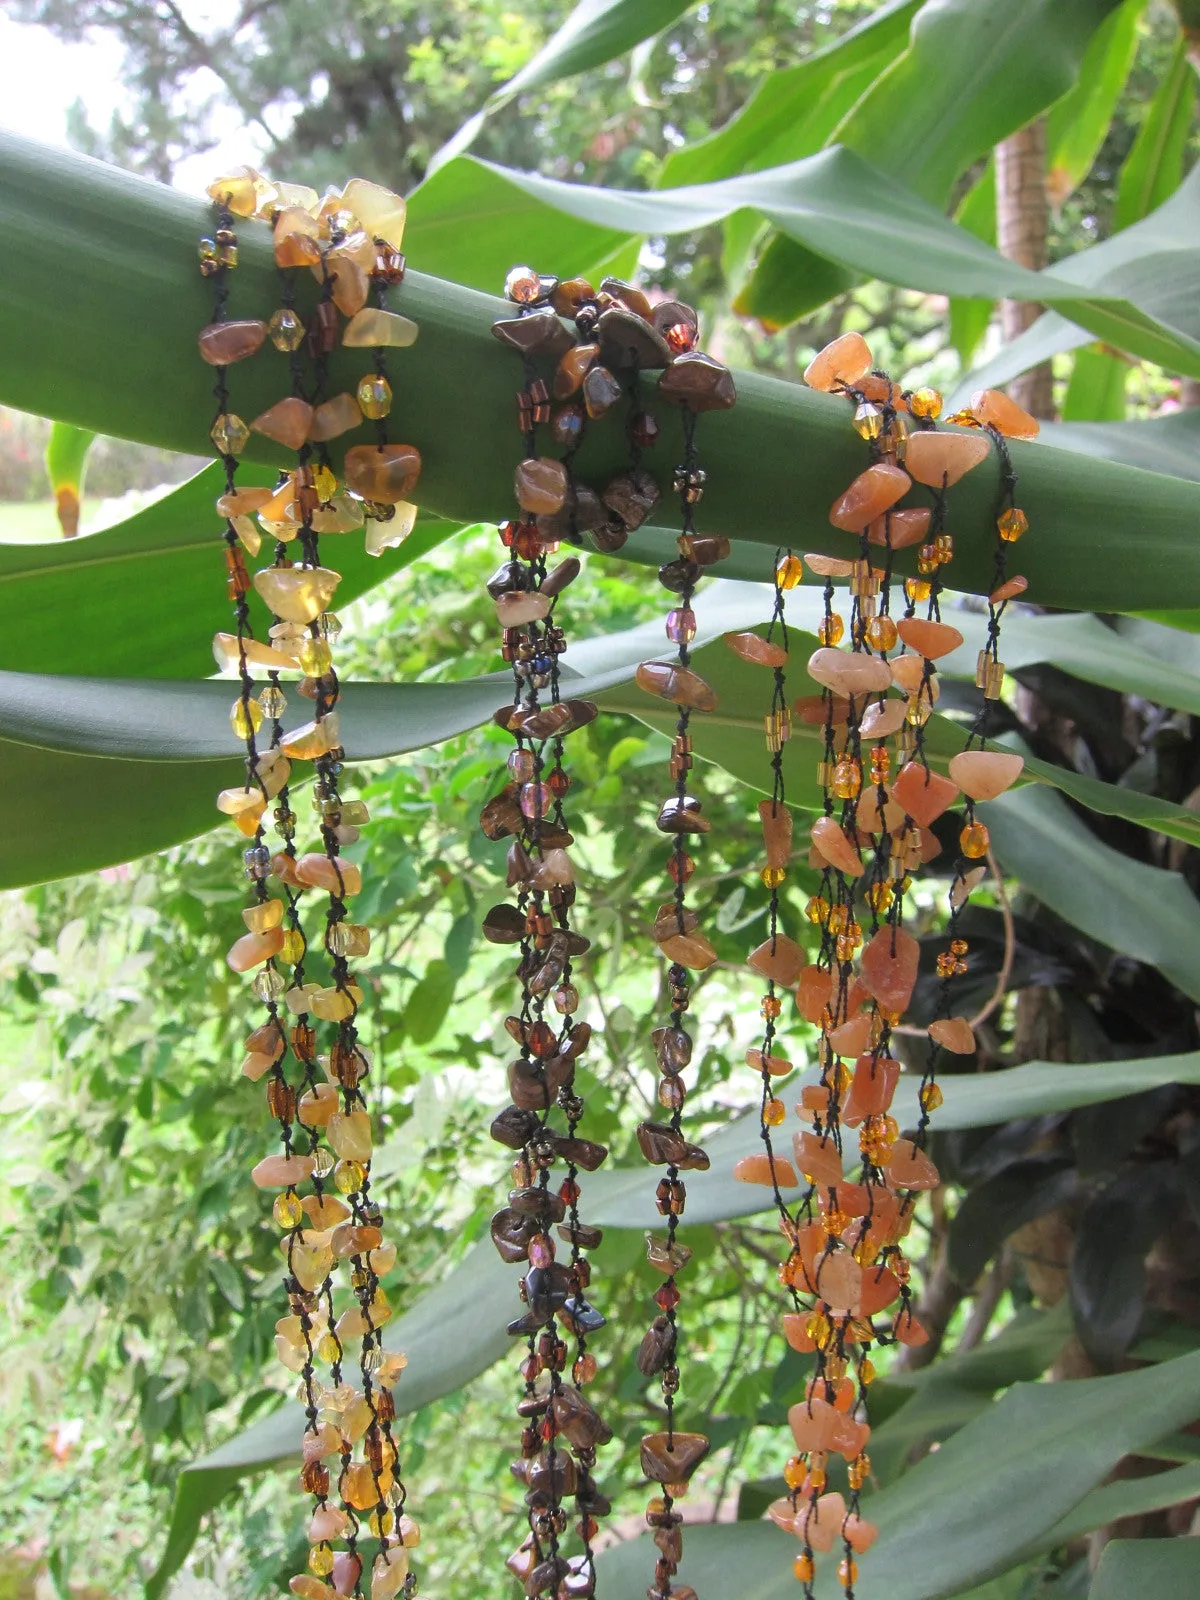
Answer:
[
  {"left": 492, "top": 308, "right": 574, "bottom": 359},
  {"left": 636, "top": 660, "right": 717, "bottom": 712},
  {"left": 514, "top": 457, "right": 569, "bottom": 514},
  {"left": 293, "top": 853, "right": 362, "bottom": 895},
  {"left": 949, "top": 748, "right": 1024, "bottom": 799},
  {"left": 807, "top": 646, "right": 892, "bottom": 696},
  {"left": 886, "top": 1137, "right": 940, "bottom": 1190},
  {"left": 991, "top": 573, "right": 1029, "bottom": 603},
  {"left": 905, "top": 429, "right": 990, "bottom": 486},
  {"left": 496, "top": 590, "right": 550, "bottom": 626},
  {"left": 860, "top": 924, "right": 920, "bottom": 1013},
  {"left": 860, "top": 698, "right": 907, "bottom": 738},
  {"left": 810, "top": 816, "right": 863, "bottom": 877},
  {"left": 867, "top": 505, "right": 932, "bottom": 549},
  {"left": 792, "top": 1129, "right": 844, "bottom": 1187},
  {"left": 343, "top": 307, "right": 419, "bottom": 348},
  {"left": 842, "top": 1051, "right": 901, "bottom": 1127},
  {"left": 679, "top": 533, "right": 731, "bottom": 566},
  {"left": 582, "top": 363, "right": 623, "bottom": 418},
  {"left": 553, "top": 341, "right": 599, "bottom": 397},
  {"left": 891, "top": 760, "right": 961, "bottom": 827},
  {"left": 758, "top": 798, "right": 792, "bottom": 869},
  {"left": 198, "top": 319, "right": 267, "bottom": 365},
  {"left": 929, "top": 1016, "right": 977, "bottom": 1053},
  {"left": 747, "top": 933, "right": 806, "bottom": 987},
  {"left": 249, "top": 396, "right": 313, "bottom": 450},
  {"left": 726, "top": 631, "right": 787, "bottom": 668},
  {"left": 341, "top": 175, "right": 407, "bottom": 250},
  {"left": 490, "top": 1207, "right": 541, "bottom": 1263},
  {"left": 803, "top": 331, "right": 872, "bottom": 391},
  {"left": 308, "top": 392, "right": 362, "bottom": 442},
  {"left": 273, "top": 206, "right": 321, "bottom": 267},
  {"left": 552, "top": 1387, "right": 613, "bottom": 1450},
  {"left": 252, "top": 1152, "right": 315, "bottom": 1188},
  {"left": 603, "top": 468, "right": 661, "bottom": 530},
  {"left": 971, "top": 386, "right": 1040, "bottom": 438},
  {"left": 343, "top": 442, "right": 422, "bottom": 504},
  {"left": 896, "top": 616, "right": 964, "bottom": 659},
  {"left": 640, "top": 1431, "right": 709, "bottom": 1483},
  {"left": 733, "top": 1151, "right": 799, "bottom": 1187},
  {"left": 227, "top": 927, "right": 284, "bottom": 972},
  {"left": 657, "top": 794, "right": 709, "bottom": 834},
  {"left": 658, "top": 351, "right": 736, "bottom": 411},
  {"left": 829, "top": 462, "right": 910, "bottom": 531},
  {"left": 597, "top": 306, "right": 671, "bottom": 369}
]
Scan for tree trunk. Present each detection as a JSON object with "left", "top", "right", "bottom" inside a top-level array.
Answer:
[{"left": 995, "top": 119, "right": 1055, "bottom": 420}]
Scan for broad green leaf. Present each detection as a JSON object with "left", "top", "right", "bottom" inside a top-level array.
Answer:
[
  {"left": 1045, "top": 0, "right": 1145, "bottom": 205},
  {"left": 595, "top": 1351, "right": 1200, "bottom": 1599},
  {"left": 1089, "top": 1538, "right": 1200, "bottom": 1600},
  {"left": 928, "top": 1052, "right": 1200, "bottom": 1131},
  {"left": 1114, "top": 36, "right": 1197, "bottom": 232},
  {"left": 1061, "top": 345, "right": 1131, "bottom": 421},
  {"left": 431, "top": 0, "right": 697, "bottom": 169},
  {"left": 1033, "top": 408, "right": 1200, "bottom": 483},
  {"left": 949, "top": 310, "right": 1092, "bottom": 403},
  {"left": 732, "top": 235, "right": 859, "bottom": 329},
  {"left": 947, "top": 1155, "right": 1078, "bottom": 1282},
  {"left": 836, "top": 0, "right": 1125, "bottom": 206},
  {"left": 948, "top": 162, "right": 997, "bottom": 371},
  {"left": 1051, "top": 1464, "right": 1200, "bottom": 1547},
  {"left": 0, "top": 462, "right": 459, "bottom": 680},
  {"left": 981, "top": 785, "right": 1200, "bottom": 1003},
  {"left": 146, "top": 1241, "right": 514, "bottom": 1600},
  {"left": 6, "top": 132, "right": 1200, "bottom": 611},
  {"left": 658, "top": 0, "right": 919, "bottom": 187}
]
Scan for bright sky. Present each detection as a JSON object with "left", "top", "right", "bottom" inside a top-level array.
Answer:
[{"left": 0, "top": 10, "right": 267, "bottom": 197}]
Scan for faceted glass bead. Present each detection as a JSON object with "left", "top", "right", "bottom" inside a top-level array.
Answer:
[
  {"left": 853, "top": 401, "right": 882, "bottom": 440},
  {"left": 334, "top": 1158, "right": 366, "bottom": 1194},
  {"left": 230, "top": 696, "right": 264, "bottom": 738},
  {"left": 818, "top": 612, "right": 844, "bottom": 646},
  {"left": 761, "top": 865, "right": 786, "bottom": 888},
  {"left": 253, "top": 967, "right": 287, "bottom": 1002},
  {"left": 998, "top": 506, "right": 1029, "bottom": 542},
  {"left": 865, "top": 614, "right": 898, "bottom": 652},
  {"left": 775, "top": 552, "right": 804, "bottom": 590},
  {"left": 269, "top": 307, "right": 306, "bottom": 351},
  {"left": 909, "top": 386, "right": 943, "bottom": 420},
  {"left": 273, "top": 1192, "right": 304, "bottom": 1228},
  {"left": 357, "top": 374, "right": 393, "bottom": 419},
  {"left": 210, "top": 413, "right": 250, "bottom": 456},
  {"left": 666, "top": 607, "right": 697, "bottom": 645},
  {"left": 960, "top": 820, "right": 990, "bottom": 858},
  {"left": 259, "top": 684, "right": 287, "bottom": 718}
]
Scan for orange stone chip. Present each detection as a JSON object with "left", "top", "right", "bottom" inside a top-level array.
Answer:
[
  {"left": 860, "top": 925, "right": 920, "bottom": 1013},
  {"left": 793, "top": 1128, "right": 844, "bottom": 1187},
  {"left": 796, "top": 965, "right": 833, "bottom": 1024},
  {"left": 803, "top": 331, "right": 872, "bottom": 391},
  {"left": 970, "top": 387, "right": 1040, "bottom": 439},
  {"left": 803, "top": 552, "right": 856, "bottom": 578},
  {"left": 811, "top": 815, "right": 863, "bottom": 877},
  {"left": 991, "top": 574, "right": 1028, "bottom": 604},
  {"left": 886, "top": 1138, "right": 940, "bottom": 1191},
  {"left": 905, "top": 429, "right": 990, "bottom": 486},
  {"left": 746, "top": 1047, "right": 793, "bottom": 1078},
  {"left": 929, "top": 1017, "right": 976, "bottom": 1054},
  {"left": 733, "top": 1152, "right": 799, "bottom": 1188},
  {"left": 867, "top": 505, "right": 931, "bottom": 550},
  {"left": 948, "top": 749, "right": 1025, "bottom": 800},
  {"left": 807, "top": 646, "right": 892, "bottom": 696},
  {"left": 896, "top": 616, "right": 964, "bottom": 660},
  {"left": 747, "top": 933, "right": 807, "bottom": 987},
  {"left": 860, "top": 698, "right": 907, "bottom": 739},
  {"left": 891, "top": 760, "right": 961, "bottom": 827},
  {"left": 782, "top": 1311, "right": 818, "bottom": 1352},
  {"left": 725, "top": 630, "right": 787, "bottom": 668},
  {"left": 830, "top": 462, "right": 911, "bottom": 532}
]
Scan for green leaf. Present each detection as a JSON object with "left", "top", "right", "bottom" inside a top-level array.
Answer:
[
  {"left": 432, "top": 0, "right": 697, "bottom": 168},
  {"left": 147, "top": 1241, "right": 514, "bottom": 1600},
  {"left": 657, "top": 0, "right": 919, "bottom": 187},
  {"left": 1053, "top": 1464, "right": 1200, "bottom": 1547},
  {"left": 0, "top": 462, "right": 460, "bottom": 680},
  {"left": 7, "top": 132, "right": 1200, "bottom": 610},
  {"left": 596, "top": 1350, "right": 1200, "bottom": 1599},
  {"left": 925, "top": 1051, "right": 1200, "bottom": 1131},
  {"left": 44, "top": 419, "right": 94, "bottom": 537},
  {"left": 1045, "top": 0, "right": 1145, "bottom": 204},
  {"left": 732, "top": 235, "right": 859, "bottom": 330},
  {"left": 1114, "top": 35, "right": 1198, "bottom": 232},
  {"left": 948, "top": 162, "right": 997, "bottom": 371},
  {"left": 1061, "top": 344, "right": 1131, "bottom": 421},
  {"left": 1089, "top": 1538, "right": 1200, "bottom": 1600},
  {"left": 1033, "top": 408, "right": 1200, "bottom": 482},
  {"left": 981, "top": 785, "right": 1200, "bottom": 1003},
  {"left": 836, "top": 0, "right": 1126, "bottom": 206},
  {"left": 402, "top": 957, "right": 457, "bottom": 1044}
]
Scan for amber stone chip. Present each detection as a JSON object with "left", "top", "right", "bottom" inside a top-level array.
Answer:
[
  {"left": 725, "top": 630, "right": 786, "bottom": 668},
  {"left": 636, "top": 1121, "right": 691, "bottom": 1166},
  {"left": 807, "top": 646, "right": 891, "bottom": 697},
  {"left": 198, "top": 318, "right": 267, "bottom": 365},
  {"left": 991, "top": 574, "right": 1028, "bottom": 604},
  {"left": 552, "top": 1387, "right": 614, "bottom": 1450},
  {"left": 308, "top": 392, "right": 362, "bottom": 442},
  {"left": 860, "top": 924, "right": 920, "bottom": 1014},
  {"left": 929, "top": 1016, "right": 977, "bottom": 1053},
  {"left": 658, "top": 351, "right": 736, "bottom": 411},
  {"left": 514, "top": 457, "right": 569, "bottom": 515},
  {"left": 971, "top": 386, "right": 1040, "bottom": 439},
  {"left": 343, "top": 442, "right": 422, "bottom": 504},
  {"left": 492, "top": 309, "right": 574, "bottom": 359},
  {"left": 747, "top": 933, "right": 807, "bottom": 987},
  {"left": 886, "top": 1137, "right": 940, "bottom": 1190},
  {"left": 896, "top": 616, "right": 964, "bottom": 659},
  {"left": 640, "top": 1431, "right": 710, "bottom": 1484},
  {"left": 553, "top": 341, "right": 599, "bottom": 398},
  {"left": 905, "top": 429, "right": 990, "bottom": 487},
  {"left": 867, "top": 505, "right": 931, "bottom": 549},
  {"left": 829, "top": 462, "right": 910, "bottom": 532},
  {"left": 733, "top": 1151, "right": 799, "bottom": 1187},
  {"left": 860, "top": 698, "right": 906, "bottom": 738},
  {"left": 758, "top": 798, "right": 792, "bottom": 869},
  {"left": 251, "top": 396, "right": 314, "bottom": 450},
  {"left": 891, "top": 760, "right": 961, "bottom": 827},
  {"left": 810, "top": 815, "right": 862, "bottom": 877},
  {"left": 636, "top": 660, "right": 717, "bottom": 712},
  {"left": 948, "top": 749, "right": 1024, "bottom": 800},
  {"left": 842, "top": 1052, "right": 901, "bottom": 1127}
]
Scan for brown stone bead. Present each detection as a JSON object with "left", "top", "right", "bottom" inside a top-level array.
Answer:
[
  {"left": 553, "top": 341, "right": 599, "bottom": 397},
  {"left": 597, "top": 306, "right": 671, "bottom": 369},
  {"left": 551, "top": 277, "right": 596, "bottom": 316},
  {"left": 810, "top": 815, "right": 863, "bottom": 877},
  {"left": 483, "top": 903, "right": 525, "bottom": 943},
  {"left": 867, "top": 505, "right": 932, "bottom": 549},
  {"left": 582, "top": 363, "right": 622, "bottom": 418},
  {"left": 657, "top": 794, "right": 709, "bottom": 834},
  {"left": 747, "top": 933, "right": 807, "bottom": 987},
  {"left": 343, "top": 442, "right": 422, "bottom": 504},
  {"left": 308, "top": 392, "right": 362, "bottom": 442},
  {"left": 636, "top": 660, "right": 717, "bottom": 712},
  {"left": 653, "top": 902, "right": 699, "bottom": 942},
  {"left": 637, "top": 1315, "right": 676, "bottom": 1374},
  {"left": 492, "top": 309, "right": 574, "bottom": 359},
  {"left": 930, "top": 1016, "right": 977, "bottom": 1053},
  {"left": 829, "top": 462, "right": 910, "bottom": 531},
  {"left": 890, "top": 652, "right": 931, "bottom": 694},
  {"left": 479, "top": 792, "right": 524, "bottom": 840},
  {"left": 795, "top": 965, "right": 833, "bottom": 1024},
  {"left": 658, "top": 351, "right": 736, "bottom": 411},
  {"left": 600, "top": 276, "right": 654, "bottom": 321},
  {"left": 640, "top": 1431, "right": 710, "bottom": 1484},
  {"left": 551, "top": 1387, "right": 613, "bottom": 1450},
  {"left": 251, "top": 396, "right": 314, "bottom": 450},
  {"left": 539, "top": 483, "right": 607, "bottom": 539},
  {"left": 553, "top": 1134, "right": 608, "bottom": 1171},
  {"left": 860, "top": 924, "right": 920, "bottom": 1013},
  {"left": 758, "top": 798, "right": 792, "bottom": 869},
  {"left": 859, "top": 372, "right": 902, "bottom": 406},
  {"left": 514, "top": 457, "right": 569, "bottom": 515},
  {"left": 658, "top": 929, "right": 718, "bottom": 971},
  {"left": 970, "top": 387, "right": 1040, "bottom": 439},
  {"left": 949, "top": 749, "right": 1024, "bottom": 800},
  {"left": 733, "top": 1151, "right": 799, "bottom": 1187},
  {"left": 541, "top": 556, "right": 582, "bottom": 598},
  {"left": 897, "top": 616, "right": 964, "bottom": 659},
  {"left": 197, "top": 318, "right": 267, "bottom": 365},
  {"left": 307, "top": 299, "right": 339, "bottom": 356},
  {"left": 509, "top": 1055, "right": 572, "bottom": 1111},
  {"left": 807, "top": 646, "right": 891, "bottom": 696},
  {"left": 891, "top": 760, "right": 961, "bottom": 827},
  {"left": 603, "top": 468, "right": 661, "bottom": 531},
  {"left": 652, "top": 299, "right": 698, "bottom": 338},
  {"left": 679, "top": 533, "right": 731, "bottom": 566},
  {"left": 523, "top": 698, "right": 597, "bottom": 739},
  {"left": 246, "top": 1018, "right": 285, "bottom": 1059},
  {"left": 991, "top": 574, "right": 1028, "bottom": 604},
  {"left": 636, "top": 1121, "right": 691, "bottom": 1166},
  {"left": 860, "top": 698, "right": 907, "bottom": 738},
  {"left": 905, "top": 429, "right": 991, "bottom": 486},
  {"left": 804, "top": 552, "right": 856, "bottom": 578},
  {"left": 726, "top": 631, "right": 787, "bottom": 668},
  {"left": 803, "top": 331, "right": 872, "bottom": 391}
]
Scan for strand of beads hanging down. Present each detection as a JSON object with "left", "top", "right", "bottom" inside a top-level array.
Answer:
[
  {"left": 198, "top": 164, "right": 427, "bottom": 1600},
  {"left": 723, "top": 331, "right": 1037, "bottom": 1597}
]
